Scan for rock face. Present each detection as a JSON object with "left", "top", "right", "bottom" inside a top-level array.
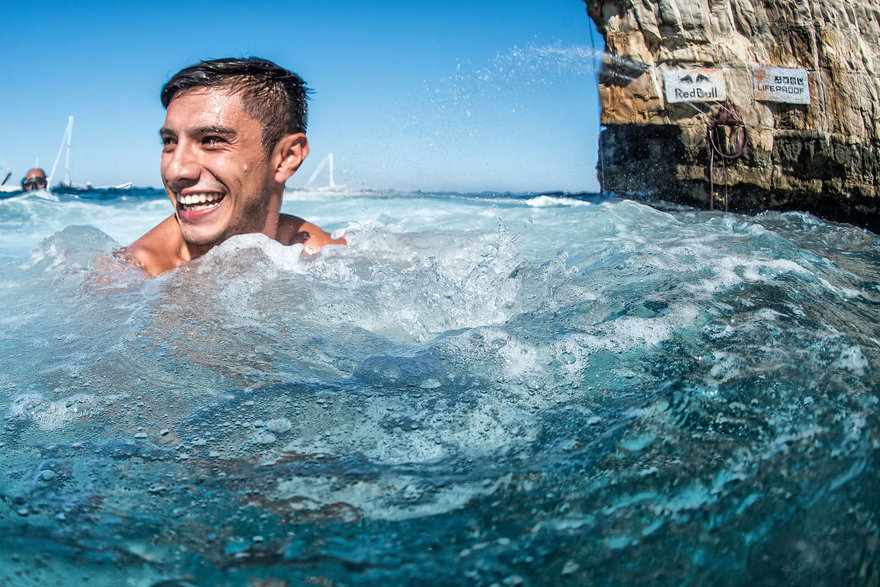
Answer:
[{"left": 584, "top": 0, "right": 880, "bottom": 231}]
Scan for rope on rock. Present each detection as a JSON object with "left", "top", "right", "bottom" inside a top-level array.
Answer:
[{"left": 707, "top": 101, "right": 748, "bottom": 211}]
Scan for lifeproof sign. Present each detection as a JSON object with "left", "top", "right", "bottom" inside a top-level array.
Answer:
[
  {"left": 752, "top": 66, "right": 810, "bottom": 104},
  {"left": 663, "top": 68, "right": 727, "bottom": 103}
]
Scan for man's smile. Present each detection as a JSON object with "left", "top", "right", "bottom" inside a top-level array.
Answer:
[{"left": 176, "top": 192, "right": 226, "bottom": 213}]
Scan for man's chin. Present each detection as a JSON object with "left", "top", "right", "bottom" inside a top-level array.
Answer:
[{"left": 178, "top": 223, "right": 227, "bottom": 251}]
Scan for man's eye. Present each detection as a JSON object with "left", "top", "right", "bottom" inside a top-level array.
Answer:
[
  {"left": 203, "top": 136, "right": 225, "bottom": 146},
  {"left": 161, "top": 136, "right": 176, "bottom": 149}
]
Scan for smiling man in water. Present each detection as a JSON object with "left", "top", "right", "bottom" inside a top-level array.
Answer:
[{"left": 124, "top": 57, "right": 345, "bottom": 276}]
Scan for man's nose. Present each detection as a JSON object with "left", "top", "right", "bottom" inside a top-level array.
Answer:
[{"left": 163, "top": 141, "right": 200, "bottom": 186}]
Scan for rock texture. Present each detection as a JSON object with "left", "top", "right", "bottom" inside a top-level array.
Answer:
[{"left": 584, "top": 0, "right": 880, "bottom": 231}]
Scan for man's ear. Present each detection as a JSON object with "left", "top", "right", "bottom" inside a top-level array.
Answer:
[{"left": 273, "top": 133, "right": 310, "bottom": 183}]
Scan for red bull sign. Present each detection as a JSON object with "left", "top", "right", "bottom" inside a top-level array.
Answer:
[
  {"left": 662, "top": 68, "right": 727, "bottom": 103},
  {"left": 752, "top": 66, "right": 811, "bottom": 104}
]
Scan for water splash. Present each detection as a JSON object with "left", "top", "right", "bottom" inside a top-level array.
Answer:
[
  {"left": 2, "top": 191, "right": 878, "bottom": 584},
  {"left": 485, "top": 43, "right": 606, "bottom": 81},
  {"left": 426, "top": 43, "right": 604, "bottom": 106}
]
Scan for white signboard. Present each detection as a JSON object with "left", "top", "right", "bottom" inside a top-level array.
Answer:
[
  {"left": 752, "top": 66, "right": 810, "bottom": 104},
  {"left": 663, "top": 68, "right": 727, "bottom": 103}
]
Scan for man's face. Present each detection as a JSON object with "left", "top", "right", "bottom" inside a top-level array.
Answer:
[
  {"left": 22, "top": 170, "right": 47, "bottom": 191},
  {"left": 160, "top": 87, "right": 280, "bottom": 250}
]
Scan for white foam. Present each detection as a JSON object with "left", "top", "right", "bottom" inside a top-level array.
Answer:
[
  {"left": 835, "top": 345, "right": 868, "bottom": 374},
  {"left": 524, "top": 195, "right": 593, "bottom": 207},
  {"left": 574, "top": 302, "right": 701, "bottom": 353},
  {"left": 8, "top": 392, "right": 96, "bottom": 431},
  {"left": 270, "top": 473, "right": 512, "bottom": 521}
]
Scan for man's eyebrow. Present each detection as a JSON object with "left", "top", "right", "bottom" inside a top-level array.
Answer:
[
  {"left": 192, "top": 125, "right": 237, "bottom": 136},
  {"left": 159, "top": 126, "right": 238, "bottom": 137}
]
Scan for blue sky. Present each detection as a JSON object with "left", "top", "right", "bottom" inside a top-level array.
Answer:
[{"left": 1, "top": 1, "right": 602, "bottom": 193}]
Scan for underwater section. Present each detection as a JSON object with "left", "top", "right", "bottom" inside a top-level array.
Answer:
[{"left": 0, "top": 191, "right": 878, "bottom": 585}]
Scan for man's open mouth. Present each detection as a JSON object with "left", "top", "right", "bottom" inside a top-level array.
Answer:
[{"left": 177, "top": 192, "right": 225, "bottom": 211}]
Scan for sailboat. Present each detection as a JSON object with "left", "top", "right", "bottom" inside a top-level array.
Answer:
[
  {"left": 302, "top": 152, "right": 345, "bottom": 192},
  {"left": 49, "top": 116, "right": 132, "bottom": 192},
  {"left": 1, "top": 115, "right": 132, "bottom": 196}
]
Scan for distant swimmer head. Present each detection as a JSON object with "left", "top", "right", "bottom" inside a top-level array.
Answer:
[
  {"left": 161, "top": 57, "right": 311, "bottom": 154},
  {"left": 21, "top": 168, "right": 47, "bottom": 192}
]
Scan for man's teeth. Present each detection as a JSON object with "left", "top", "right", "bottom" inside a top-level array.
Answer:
[{"left": 177, "top": 193, "right": 223, "bottom": 209}]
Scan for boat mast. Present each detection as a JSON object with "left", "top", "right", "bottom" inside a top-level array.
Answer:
[
  {"left": 48, "top": 115, "right": 74, "bottom": 186},
  {"left": 328, "top": 152, "right": 335, "bottom": 188},
  {"left": 305, "top": 152, "right": 334, "bottom": 188},
  {"left": 64, "top": 115, "right": 73, "bottom": 186}
]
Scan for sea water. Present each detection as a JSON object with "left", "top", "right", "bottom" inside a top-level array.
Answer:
[{"left": 0, "top": 188, "right": 878, "bottom": 586}]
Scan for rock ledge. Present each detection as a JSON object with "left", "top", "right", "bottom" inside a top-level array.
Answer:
[{"left": 585, "top": 0, "right": 879, "bottom": 232}]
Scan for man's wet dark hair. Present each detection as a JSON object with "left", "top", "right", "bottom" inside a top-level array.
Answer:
[{"left": 161, "top": 57, "right": 309, "bottom": 153}]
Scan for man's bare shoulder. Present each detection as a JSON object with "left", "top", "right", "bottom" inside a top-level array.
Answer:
[
  {"left": 121, "top": 215, "right": 186, "bottom": 276},
  {"left": 278, "top": 214, "right": 347, "bottom": 252}
]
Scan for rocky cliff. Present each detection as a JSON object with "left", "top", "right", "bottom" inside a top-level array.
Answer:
[{"left": 584, "top": 0, "right": 880, "bottom": 231}]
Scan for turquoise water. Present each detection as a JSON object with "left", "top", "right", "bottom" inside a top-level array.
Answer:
[{"left": 1, "top": 188, "right": 878, "bottom": 585}]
